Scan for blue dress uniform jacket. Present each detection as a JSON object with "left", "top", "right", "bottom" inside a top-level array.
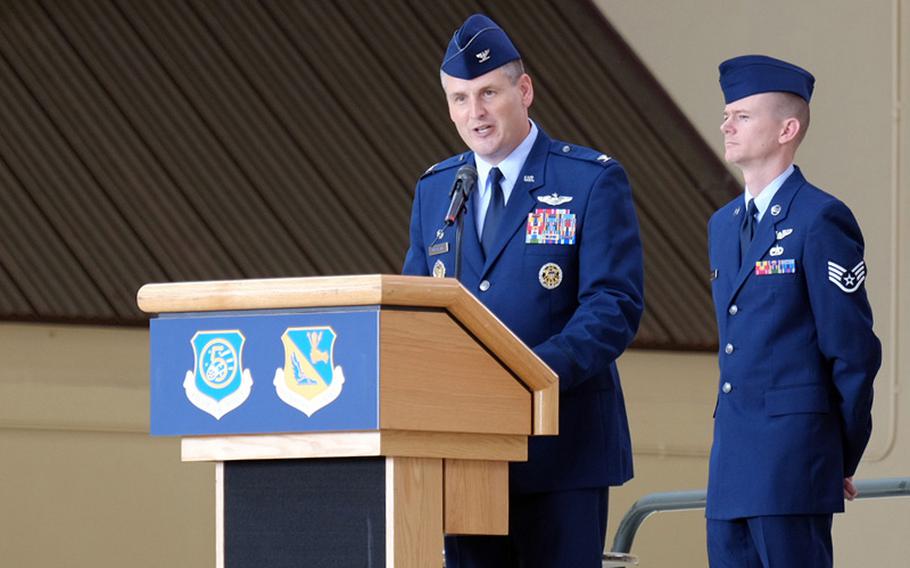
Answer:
[
  {"left": 706, "top": 166, "right": 881, "bottom": 520},
  {"left": 402, "top": 128, "right": 644, "bottom": 493}
]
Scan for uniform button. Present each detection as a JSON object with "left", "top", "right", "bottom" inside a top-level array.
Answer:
[
  {"left": 562, "top": 145, "right": 571, "bottom": 153},
  {"left": 724, "top": 343, "right": 734, "bottom": 354},
  {"left": 728, "top": 305, "right": 738, "bottom": 315},
  {"left": 479, "top": 280, "right": 491, "bottom": 292},
  {"left": 722, "top": 382, "right": 732, "bottom": 394}
]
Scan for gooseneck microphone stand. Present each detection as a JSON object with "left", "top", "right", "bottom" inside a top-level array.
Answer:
[
  {"left": 432, "top": 163, "right": 477, "bottom": 281},
  {"left": 454, "top": 204, "right": 466, "bottom": 280}
]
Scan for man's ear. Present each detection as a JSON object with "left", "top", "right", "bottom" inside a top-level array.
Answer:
[
  {"left": 519, "top": 74, "right": 534, "bottom": 108},
  {"left": 779, "top": 117, "right": 801, "bottom": 144}
]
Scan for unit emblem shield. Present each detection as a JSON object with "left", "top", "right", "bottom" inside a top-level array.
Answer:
[
  {"left": 273, "top": 326, "right": 346, "bottom": 416},
  {"left": 184, "top": 330, "right": 253, "bottom": 419}
]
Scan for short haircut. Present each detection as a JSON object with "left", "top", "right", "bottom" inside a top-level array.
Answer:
[
  {"left": 773, "top": 92, "right": 811, "bottom": 143},
  {"left": 499, "top": 59, "right": 526, "bottom": 84},
  {"left": 440, "top": 59, "right": 526, "bottom": 88}
]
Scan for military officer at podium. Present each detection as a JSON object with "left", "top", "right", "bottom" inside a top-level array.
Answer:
[
  {"left": 705, "top": 55, "right": 881, "bottom": 567},
  {"left": 402, "top": 13, "right": 644, "bottom": 568}
]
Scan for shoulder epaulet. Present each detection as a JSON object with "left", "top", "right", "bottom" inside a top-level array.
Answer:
[
  {"left": 420, "top": 152, "right": 471, "bottom": 179},
  {"left": 549, "top": 141, "right": 612, "bottom": 166}
]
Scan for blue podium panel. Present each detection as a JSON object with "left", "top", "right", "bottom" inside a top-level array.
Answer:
[{"left": 150, "top": 307, "right": 380, "bottom": 436}]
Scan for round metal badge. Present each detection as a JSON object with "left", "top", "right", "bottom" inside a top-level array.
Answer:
[
  {"left": 432, "top": 259, "right": 446, "bottom": 278},
  {"left": 538, "top": 262, "right": 563, "bottom": 289},
  {"left": 771, "top": 204, "right": 782, "bottom": 216}
]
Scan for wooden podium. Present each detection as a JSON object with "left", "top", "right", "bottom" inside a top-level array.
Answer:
[{"left": 139, "top": 275, "right": 557, "bottom": 568}]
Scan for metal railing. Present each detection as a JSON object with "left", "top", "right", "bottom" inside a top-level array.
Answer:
[{"left": 603, "top": 477, "right": 910, "bottom": 565}]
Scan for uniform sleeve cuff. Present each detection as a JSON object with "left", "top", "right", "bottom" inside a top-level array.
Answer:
[{"left": 533, "top": 343, "right": 573, "bottom": 391}]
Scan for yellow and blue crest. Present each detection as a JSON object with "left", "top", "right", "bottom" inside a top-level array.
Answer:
[
  {"left": 273, "top": 326, "right": 346, "bottom": 417},
  {"left": 183, "top": 330, "right": 253, "bottom": 419}
]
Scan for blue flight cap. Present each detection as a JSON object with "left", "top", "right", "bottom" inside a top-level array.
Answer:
[
  {"left": 719, "top": 55, "right": 815, "bottom": 104},
  {"left": 441, "top": 14, "right": 521, "bottom": 80}
]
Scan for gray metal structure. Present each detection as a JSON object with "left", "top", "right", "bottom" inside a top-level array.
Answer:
[{"left": 607, "top": 477, "right": 910, "bottom": 562}]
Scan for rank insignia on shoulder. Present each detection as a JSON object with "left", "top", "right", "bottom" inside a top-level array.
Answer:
[
  {"left": 710, "top": 269, "right": 718, "bottom": 281},
  {"left": 527, "top": 208, "right": 576, "bottom": 244},
  {"left": 755, "top": 259, "right": 796, "bottom": 276},
  {"left": 828, "top": 260, "right": 866, "bottom": 293},
  {"left": 597, "top": 154, "right": 611, "bottom": 164},
  {"left": 432, "top": 259, "right": 446, "bottom": 278},
  {"left": 537, "top": 193, "right": 572, "bottom": 206}
]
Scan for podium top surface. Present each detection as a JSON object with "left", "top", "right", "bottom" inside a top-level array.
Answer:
[{"left": 139, "top": 274, "right": 469, "bottom": 314}]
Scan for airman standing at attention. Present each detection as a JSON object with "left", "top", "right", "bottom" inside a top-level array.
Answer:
[{"left": 706, "top": 54, "right": 881, "bottom": 567}]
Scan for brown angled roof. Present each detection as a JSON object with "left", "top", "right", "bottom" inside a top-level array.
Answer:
[{"left": 0, "top": 0, "right": 738, "bottom": 349}]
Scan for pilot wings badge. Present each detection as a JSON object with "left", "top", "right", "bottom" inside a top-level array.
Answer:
[
  {"left": 274, "top": 326, "right": 345, "bottom": 416},
  {"left": 537, "top": 193, "right": 573, "bottom": 206},
  {"left": 827, "top": 260, "right": 866, "bottom": 293},
  {"left": 184, "top": 330, "right": 253, "bottom": 420}
]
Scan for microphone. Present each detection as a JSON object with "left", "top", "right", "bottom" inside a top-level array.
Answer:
[{"left": 443, "top": 164, "right": 478, "bottom": 225}]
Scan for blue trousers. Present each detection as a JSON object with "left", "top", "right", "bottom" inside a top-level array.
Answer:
[
  {"left": 707, "top": 514, "right": 833, "bottom": 568},
  {"left": 444, "top": 488, "right": 609, "bottom": 568}
]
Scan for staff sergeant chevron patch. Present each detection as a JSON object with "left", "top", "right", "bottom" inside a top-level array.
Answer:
[{"left": 828, "top": 260, "right": 866, "bottom": 293}]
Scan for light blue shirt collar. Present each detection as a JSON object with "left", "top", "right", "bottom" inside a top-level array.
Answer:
[
  {"left": 475, "top": 121, "right": 538, "bottom": 236},
  {"left": 745, "top": 164, "right": 794, "bottom": 221}
]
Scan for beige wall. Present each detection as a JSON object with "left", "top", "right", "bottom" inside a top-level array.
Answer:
[
  {"left": 1, "top": 3, "right": 907, "bottom": 567},
  {"left": 0, "top": 324, "right": 214, "bottom": 566},
  {"left": 601, "top": 0, "right": 910, "bottom": 566}
]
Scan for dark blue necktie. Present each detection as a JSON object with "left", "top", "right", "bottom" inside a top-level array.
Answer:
[
  {"left": 481, "top": 167, "right": 505, "bottom": 258},
  {"left": 739, "top": 200, "right": 758, "bottom": 266}
]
